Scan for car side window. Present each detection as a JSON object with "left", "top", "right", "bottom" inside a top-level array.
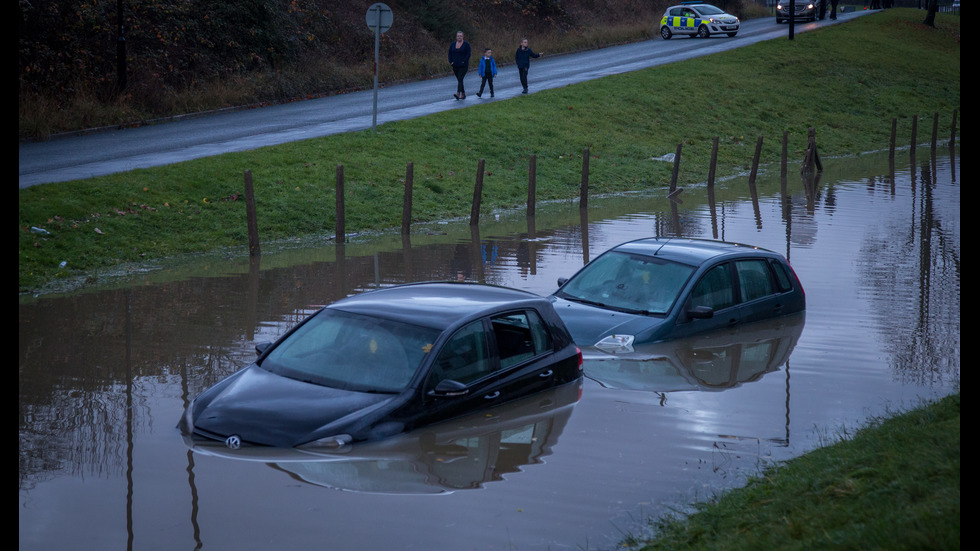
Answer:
[
  {"left": 431, "top": 320, "right": 491, "bottom": 386},
  {"left": 492, "top": 310, "right": 552, "bottom": 370},
  {"left": 736, "top": 260, "right": 775, "bottom": 302},
  {"left": 690, "top": 264, "right": 735, "bottom": 311},
  {"left": 769, "top": 259, "right": 794, "bottom": 292}
]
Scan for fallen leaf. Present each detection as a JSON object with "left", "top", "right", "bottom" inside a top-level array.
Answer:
[{"left": 94, "top": 228, "right": 103, "bottom": 234}]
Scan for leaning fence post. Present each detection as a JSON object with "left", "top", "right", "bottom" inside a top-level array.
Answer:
[
  {"left": 931, "top": 112, "right": 939, "bottom": 154},
  {"left": 470, "top": 158, "right": 485, "bottom": 226},
  {"left": 749, "top": 135, "right": 763, "bottom": 186},
  {"left": 401, "top": 162, "right": 413, "bottom": 235},
  {"left": 579, "top": 148, "right": 590, "bottom": 210},
  {"left": 335, "top": 164, "right": 345, "bottom": 244},
  {"left": 243, "top": 170, "right": 260, "bottom": 257},
  {"left": 527, "top": 154, "right": 536, "bottom": 217}
]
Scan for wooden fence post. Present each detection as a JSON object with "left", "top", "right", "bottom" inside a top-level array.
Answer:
[
  {"left": 708, "top": 136, "right": 719, "bottom": 189},
  {"left": 950, "top": 108, "right": 958, "bottom": 149},
  {"left": 931, "top": 112, "right": 939, "bottom": 153},
  {"left": 889, "top": 118, "right": 897, "bottom": 159},
  {"left": 470, "top": 158, "right": 484, "bottom": 226},
  {"left": 243, "top": 170, "right": 260, "bottom": 257},
  {"left": 401, "top": 162, "right": 413, "bottom": 235},
  {"left": 802, "top": 127, "right": 822, "bottom": 173},
  {"left": 749, "top": 135, "right": 763, "bottom": 186},
  {"left": 780, "top": 131, "right": 788, "bottom": 178},
  {"left": 579, "top": 148, "right": 590, "bottom": 210},
  {"left": 335, "top": 164, "right": 345, "bottom": 243},
  {"left": 527, "top": 154, "right": 536, "bottom": 217},
  {"left": 670, "top": 143, "right": 682, "bottom": 192},
  {"left": 910, "top": 114, "right": 918, "bottom": 155}
]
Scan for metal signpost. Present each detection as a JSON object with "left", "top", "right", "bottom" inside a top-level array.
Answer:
[{"left": 366, "top": 3, "right": 393, "bottom": 132}]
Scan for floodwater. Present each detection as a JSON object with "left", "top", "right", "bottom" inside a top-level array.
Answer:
[{"left": 19, "top": 145, "right": 959, "bottom": 551}]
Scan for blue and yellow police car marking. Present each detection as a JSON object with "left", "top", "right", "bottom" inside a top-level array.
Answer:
[{"left": 661, "top": 16, "right": 700, "bottom": 30}]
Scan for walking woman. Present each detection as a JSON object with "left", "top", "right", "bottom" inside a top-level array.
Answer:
[{"left": 448, "top": 30, "right": 471, "bottom": 100}]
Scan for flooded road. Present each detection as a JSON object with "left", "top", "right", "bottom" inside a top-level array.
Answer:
[{"left": 19, "top": 146, "right": 959, "bottom": 550}]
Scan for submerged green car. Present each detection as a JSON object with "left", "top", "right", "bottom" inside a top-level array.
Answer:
[{"left": 550, "top": 237, "right": 806, "bottom": 351}]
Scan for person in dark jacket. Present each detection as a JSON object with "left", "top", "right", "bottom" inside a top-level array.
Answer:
[
  {"left": 515, "top": 38, "right": 542, "bottom": 94},
  {"left": 476, "top": 48, "right": 497, "bottom": 98},
  {"left": 448, "top": 31, "right": 471, "bottom": 100},
  {"left": 829, "top": 0, "right": 839, "bottom": 19}
]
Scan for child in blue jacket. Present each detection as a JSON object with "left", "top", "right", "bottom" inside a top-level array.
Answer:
[{"left": 476, "top": 48, "right": 497, "bottom": 98}]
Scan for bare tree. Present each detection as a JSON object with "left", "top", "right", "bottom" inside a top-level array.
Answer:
[{"left": 923, "top": 0, "right": 939, "bottom": 26}]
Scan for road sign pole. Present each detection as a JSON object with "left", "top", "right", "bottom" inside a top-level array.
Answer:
[
  {"left": 366, "top": 3, "right": 392, "bottom": 132},
  {"left": 373, "top": 15, "right": 380, "bottom": 131}
]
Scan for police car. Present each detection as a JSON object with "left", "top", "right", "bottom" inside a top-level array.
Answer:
[{"left": 659, "top": 2, "right": 740, "bottom": 39}]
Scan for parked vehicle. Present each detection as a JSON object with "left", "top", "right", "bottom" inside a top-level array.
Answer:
[
  {"left": 550, "top": 237, "right": 806, "bottom": 350},
  {"left": 659, "top": 2, "right": 740, "bottom": 39},
  {"left": 775, "top": 1, "right": 819, "bottom": 23},
  {"left": 179, "top": 282, "right": 583, "bottom": 448}
]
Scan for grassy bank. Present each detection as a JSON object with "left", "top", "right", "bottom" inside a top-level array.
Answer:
[
  {"left": 637, "top": 392, "right": 960, "bottom": 550},
  {"left": 18, "top": 9, "right": 960, "bottom": 295}
]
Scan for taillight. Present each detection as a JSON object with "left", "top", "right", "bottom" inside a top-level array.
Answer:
[
  {"left": 576, "top": 346, "right": 583, "bottom": 370},
  {"left": 787, "top": 263, "right": 805, "bottom": 298}
]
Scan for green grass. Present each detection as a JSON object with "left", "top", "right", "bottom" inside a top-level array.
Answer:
[
  {"left": 19, "top": 9, "right": 960, "bottom": 294},
  {"left": 638, "top": 392, "right": 960, "bottom": 551}
]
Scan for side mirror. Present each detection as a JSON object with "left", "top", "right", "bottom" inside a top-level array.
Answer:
[
  {"left": 428, "top": 379, "right": 469, "bottom": 397},
  {"left": 688, "top": 305, "right": 714, "bottom": 319},
  {"left": 255, "top": 341, "right": 272, "bottom": 356},
  {"left": 557, "top": 277, "right": 568, "bottom": 287}
]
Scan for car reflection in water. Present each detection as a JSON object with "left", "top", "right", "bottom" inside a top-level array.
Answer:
[
  {"left": 182, "top": 379, "right": 582, "bottom": 494},
  {"left": 581, "top": 312, "right": 805, "bottom": 393}
]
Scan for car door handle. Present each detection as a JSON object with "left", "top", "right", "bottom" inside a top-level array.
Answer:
[
  {"left": 484, "top": 391, "right": 500, "bottom": 400},
  {"left": 538, "top": 369, "right": 554, "bottom": 378}
]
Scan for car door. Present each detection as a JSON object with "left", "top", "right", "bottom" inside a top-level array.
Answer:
[
  {"left": 678, "top": 7, "right": 699, "bottom": 34},
  {"left": 670, "top": 261, "right": 742, "bottom": 339},
  {"left": 734, "top": 258, "right": 785, "bottom": 324},
  {"left": 489, "top": 309, "right": 563, "bottom": 400},
  {"left": 665, "top": 7, "right": 693, "bottom": 35},
  {"left": 421, "top": 319, "right": 502, "bottom": 423}
]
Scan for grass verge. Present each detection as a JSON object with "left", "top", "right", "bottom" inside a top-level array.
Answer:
[
  {"left": 638, "top": 392, "right": 960, "bottom": 550},
  {"left": 19, "top": 9, "right": 960, "bottom": 295}
]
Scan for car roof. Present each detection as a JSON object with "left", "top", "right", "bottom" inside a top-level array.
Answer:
[
  {"left": 327, "top": 281, "right": 549, "bottom": 331},
  {"left": 610, "top": 237, "right": 778, "bottom": 266}
]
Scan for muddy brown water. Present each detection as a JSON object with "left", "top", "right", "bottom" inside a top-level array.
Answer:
[{"left": 19, "top": 147, "right": 959, "bottom": 550}]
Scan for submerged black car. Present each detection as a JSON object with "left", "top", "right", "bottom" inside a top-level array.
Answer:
[{"left": 178, "top": 282, "right": 583, "bottom": 449}]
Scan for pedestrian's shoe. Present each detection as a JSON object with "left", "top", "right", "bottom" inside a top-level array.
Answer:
[
  {"left": 477, "top": 93, "right": 482, "bottom": 98},
  {"left": 490, "top": 93, "right": 494, "bottom": 98},
  {"left": 522, "top": 88, "right": 528, "bottom": 94},
  {"left": 453, "top": 93, "right": 459, "bottom": 100}
]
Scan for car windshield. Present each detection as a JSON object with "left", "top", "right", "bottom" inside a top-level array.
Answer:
[
  {"left": 259, "top": 309, "right": 441, "bottom": 393},
  {"left": 695, "top": 5, "right": 725, "bottom": 15},
  {"left": 558, "top": 251, "right": 696, "bottom": 315}
]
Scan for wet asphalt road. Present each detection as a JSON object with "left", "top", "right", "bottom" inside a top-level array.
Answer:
[{"left": 19, "top": 14, "right": 864, "bottom": 189}]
